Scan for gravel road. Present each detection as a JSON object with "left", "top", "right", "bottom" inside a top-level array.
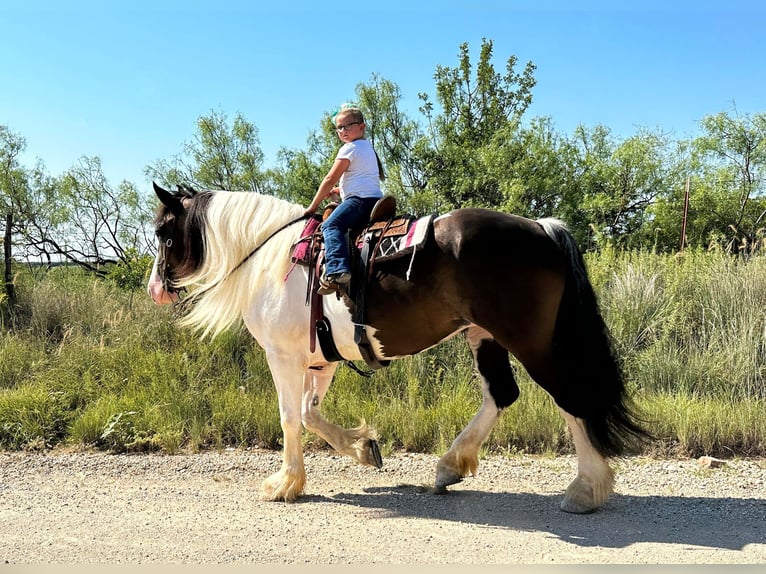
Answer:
[{"left": 0, "top": 449, "right": 764, "bottom": 565}]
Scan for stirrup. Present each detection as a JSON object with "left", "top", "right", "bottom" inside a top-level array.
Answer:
[
  {"left": 317, "top": 280, "right": 340, "bottom": 296},
  {"left": 317, "top": 272, "right": 350, "bottom": 296}
]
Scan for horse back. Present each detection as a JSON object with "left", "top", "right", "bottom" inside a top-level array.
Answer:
[{"left": 434, "top": 208, "right": 565, "bottom": 268}]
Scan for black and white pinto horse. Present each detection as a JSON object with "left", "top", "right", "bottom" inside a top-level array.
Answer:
[{"left": 147, "top": 183, "right": 648, "bottom": 513}]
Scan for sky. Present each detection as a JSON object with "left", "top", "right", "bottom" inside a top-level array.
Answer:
[{"left": 2, "top": 0, "right": 765, "bottom": 191}]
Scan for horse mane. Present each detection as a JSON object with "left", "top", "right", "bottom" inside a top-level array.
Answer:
[
  {"left": 178, "top": 190, "right": 305, "bottom": 338},
  {"left": 179, "top": 191, "right": 212, "bottom": 278}
]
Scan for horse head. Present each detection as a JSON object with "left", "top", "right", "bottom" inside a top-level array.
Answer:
[{"left": 147, "top": 182, "right": 208, "bottom": 305}]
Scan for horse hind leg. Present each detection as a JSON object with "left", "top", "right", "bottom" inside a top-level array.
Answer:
[
  {"left": 521, "top": 353, "right": 615, "bottom": 514},
  {"left": 558, "top": 409, "right": 614, "bottom": 513},
  {"left": 435, "top": 327, "right": 519, "bottom": 492}
]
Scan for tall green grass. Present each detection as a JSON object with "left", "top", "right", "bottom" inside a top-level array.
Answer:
[
  {"left": 1, "top": 252, "right": 765, "bottom": 457},
  {"left": 594, "top": 248, "right": 766, "bottom": 401}
]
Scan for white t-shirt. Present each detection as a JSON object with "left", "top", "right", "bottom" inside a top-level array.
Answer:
[{"left": 336, "top": 139, "right": 383, "bottom": 200}]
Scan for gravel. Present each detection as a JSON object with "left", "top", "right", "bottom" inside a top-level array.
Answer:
[{"left": 0, "top": 449, "right": 764, "bottom": 564}]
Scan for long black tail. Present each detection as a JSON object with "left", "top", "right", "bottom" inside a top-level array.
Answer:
[{"left": 537, "top": 218, "right": 651, "bottom": 457}]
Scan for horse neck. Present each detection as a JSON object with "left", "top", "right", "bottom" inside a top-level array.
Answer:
[{"left": 195, "top": 190, "right": 303, "bottom": 283}]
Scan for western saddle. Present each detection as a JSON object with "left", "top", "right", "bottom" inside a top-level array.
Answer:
[{"left": 288, "top": 195, "right": 431, "bottom": 373}]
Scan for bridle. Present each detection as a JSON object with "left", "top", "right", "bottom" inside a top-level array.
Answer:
[{"left": 156, "top": 236, "right": 185, "bottom": 297}]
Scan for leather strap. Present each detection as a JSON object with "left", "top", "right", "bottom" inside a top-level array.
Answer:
[{"left": 353, "top": 231, "right": 390, "bottom": 370}]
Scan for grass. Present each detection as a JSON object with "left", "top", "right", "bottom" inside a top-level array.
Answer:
[
  {"left": 644, "top": 392, "right": 766, "bottom": 457},
  {"left": 1, "top": 250, "right": 766, "bottom": 457}
]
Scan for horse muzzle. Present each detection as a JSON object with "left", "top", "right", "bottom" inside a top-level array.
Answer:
[{"left": 147, "top": 274, "right": 180, "bottom": 305}]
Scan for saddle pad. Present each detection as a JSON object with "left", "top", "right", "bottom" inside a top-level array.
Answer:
[
  {"left": 290, "top": 216, "right": 321, "bottom": 264},
  {"left": 372, "top": 214, "right": 433, "bottom": 263}
]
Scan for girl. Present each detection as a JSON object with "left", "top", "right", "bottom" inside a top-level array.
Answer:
[{"left": 304, "top": 105, "right": 385, "bottom": 294}]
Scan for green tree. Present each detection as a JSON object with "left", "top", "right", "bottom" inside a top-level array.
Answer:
[
  {"left": 646, "top": 111, "right": 766, "bottom": 252},
  {"left": 692, "top": 110, "right": 766, "bottom": 251},
  {"left": 418, "top": 38, "right": 536, "bottom": 210},
  {"left": 147, "top": 109, "right": 267, "bottom": 192},
  {"left": 269, "top": 124, "right": 339, "bottom": 205},
  {"left": 0, "top": 126, "right": 28, "bottom": 320},
  {"left": 21, "top": 156, "right": 155, "bottom": 275},
  {"left": 482, "top": 117, "right": 578, "bottom": 216},
  {"left": 571, "top": 125, "right": 682, "bottom": 250},
  {"left": 0, "top": 127, "right": 62, "bottom": 324}
]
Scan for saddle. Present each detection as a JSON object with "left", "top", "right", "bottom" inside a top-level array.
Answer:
[{"left": 287, "top": 195, "right": 433, "bottom": 372}]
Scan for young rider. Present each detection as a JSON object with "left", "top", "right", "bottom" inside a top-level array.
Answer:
[{"left": 304, "top": 104, "right": 385, "bottom": 294}]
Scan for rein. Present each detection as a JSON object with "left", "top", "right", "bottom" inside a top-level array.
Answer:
[
  {"left": 229, "top": 213, "right": 311, "bottom": 277},
  {"left": 169, "top": 213, "right": 310, "bottom": 303}
]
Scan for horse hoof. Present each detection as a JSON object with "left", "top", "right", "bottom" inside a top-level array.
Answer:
[
  {"left": 368, "top": 439, "right": 383, "bottom": 469},
  {"left": 560, "top": 496, "right": 597, "bottom": 514},
  {"left": 434, "top": 469, "right": 462, "bottom": 491},
  {"left": 560, "top": 473, "right": 608, "bottom": 514}
]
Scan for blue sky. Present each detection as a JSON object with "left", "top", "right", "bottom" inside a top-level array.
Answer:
[{"left": 2, "top": 0, "right": 765, "bottom": 189}]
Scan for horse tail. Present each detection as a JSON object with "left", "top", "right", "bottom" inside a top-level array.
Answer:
[{"left": 536, "top": 218, "right": 650, "bottom": 457}]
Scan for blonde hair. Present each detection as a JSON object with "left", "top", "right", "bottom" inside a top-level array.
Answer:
[{"left": 335, "top": 106, "right": 365, "bottom": 125}]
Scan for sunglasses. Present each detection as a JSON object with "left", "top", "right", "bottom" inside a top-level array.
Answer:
[{"left": 335, "top": 121, "right": 361, "bottom": 132}]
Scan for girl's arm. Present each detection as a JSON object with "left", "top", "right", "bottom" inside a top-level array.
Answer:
[{"left": 304, "top": 158, "right": 350, "bottom": 215}]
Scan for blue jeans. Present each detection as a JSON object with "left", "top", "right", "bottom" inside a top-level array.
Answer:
[{"left": 322, "top": 196, "right": 380, "bottom": 277}]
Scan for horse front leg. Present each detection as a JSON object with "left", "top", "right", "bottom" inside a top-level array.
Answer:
[
  {"left": 260, "top": 352, "right": 307, "bottom": 502},
  {"left": 435, "top": 329, "right": 519, "bottom": 492},
  {"left": 301, "top": 365, "right": 383, "bottom": 469}
]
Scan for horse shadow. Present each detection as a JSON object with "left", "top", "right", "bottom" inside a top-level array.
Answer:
[{"left": 306, "top": 484, "right": 766, "bottom": 552}]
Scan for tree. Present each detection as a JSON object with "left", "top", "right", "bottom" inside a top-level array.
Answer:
[
  {"left": 570, "top": 125, "right": 682, "bottom": 250},
  {"left": 18, "top": 156, "right": 155, "bottom": 276},
  {"left": 270, "top": 147, "right": 326, "bottom": 205},
  {"left": 147, "top": 109, "right": 267, "bottom": 192},
  {"left": 0, "top": 125, "right": 28, "bottom": 320},
  {"left": 692, "top": 110, "right": 766, "bottom": 251},
  {"left": 417, "top": 38, "right": 537, "bottom": 210},
  {"left": 644, "top": 111, "right": 766, "bottom": 253},
  {"left": 481, "top": 117, "right": 576, "bottom": 214}
]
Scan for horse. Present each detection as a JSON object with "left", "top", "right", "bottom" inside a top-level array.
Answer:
[{"left": 147, "top": 182, "right": 649, "bottom": 513}]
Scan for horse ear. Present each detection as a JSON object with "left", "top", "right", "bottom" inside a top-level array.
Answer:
[{"left": 153, "top": 182, "right": 184, "bottom": 213}]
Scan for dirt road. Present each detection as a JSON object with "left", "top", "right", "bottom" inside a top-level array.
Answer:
[{"left": 0, "top": 450, "right": 764, "bottom": 564}]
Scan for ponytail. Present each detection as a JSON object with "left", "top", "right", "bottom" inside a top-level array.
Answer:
[{"left": 375, "top": 150, "right": 386, "bottom": 182}]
